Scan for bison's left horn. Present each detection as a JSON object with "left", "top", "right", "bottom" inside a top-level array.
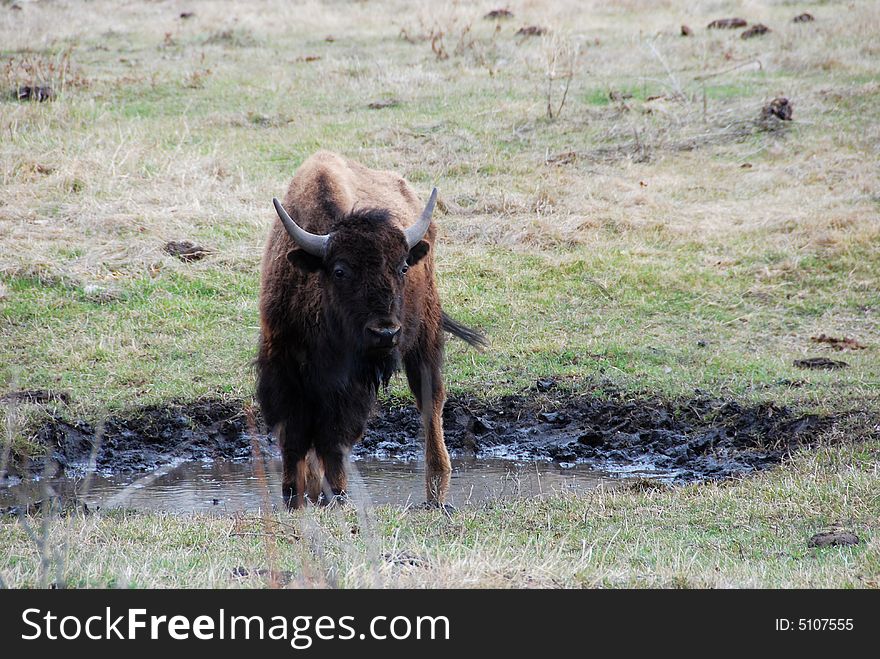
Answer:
[
  {"left": 273, "top": 198, "right": 330, "bottom": 258},
  {"left": 404, "top": 187, "right": 438, "bottom": 249}
]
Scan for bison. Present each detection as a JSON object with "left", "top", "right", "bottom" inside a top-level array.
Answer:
[{"left": 256, "top": 151, "right": 486, "bottom": 509}]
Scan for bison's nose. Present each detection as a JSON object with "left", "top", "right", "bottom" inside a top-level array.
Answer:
[{"left": 366, "top": 324, "right": 401, "bottom": 348}]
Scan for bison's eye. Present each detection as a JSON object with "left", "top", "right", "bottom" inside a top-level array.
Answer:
[
  {"left": 399, "top": 263, "right": 410, "bottom": 275},
  {"left": 333, "top": 267, "right": 347, "bottom": 280}
]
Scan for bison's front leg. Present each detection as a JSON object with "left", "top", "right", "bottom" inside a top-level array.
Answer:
[
  {"left": 318, "top": 447, "right": 349, "bottom": 505},
  {"left": 277, "top": 422, "right": 310, "bottom": 510},
  {"left": 405, "top": 357, "right": 451, "bottom": 506}
]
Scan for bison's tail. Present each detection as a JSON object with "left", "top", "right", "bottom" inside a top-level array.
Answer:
[{"left": 441, "top": 310, "right": 489, "bottom": 351}]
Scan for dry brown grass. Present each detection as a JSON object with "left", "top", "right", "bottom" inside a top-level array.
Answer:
[{"left": 2, "top": 1, "right": 878, "bottom": 275}]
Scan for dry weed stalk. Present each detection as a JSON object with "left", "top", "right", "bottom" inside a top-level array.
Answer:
[{"left": 543, "top": 34, "right": 579, "bottom": 119}]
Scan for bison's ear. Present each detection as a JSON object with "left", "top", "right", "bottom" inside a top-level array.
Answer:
[
  {"left": 287, "top": 248, "right": 323, "bottom": 273},
  {"left": 407, "top": 240, "right": 430, "bottom": 266}
]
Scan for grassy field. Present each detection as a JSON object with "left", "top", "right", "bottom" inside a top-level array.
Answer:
[{"left": 1, "top": 0, "right": 878, "bottom": 587}]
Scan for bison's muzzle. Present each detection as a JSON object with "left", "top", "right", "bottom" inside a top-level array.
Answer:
[{"left": 365, "top": 323, "right": 402, "bottom": 350}]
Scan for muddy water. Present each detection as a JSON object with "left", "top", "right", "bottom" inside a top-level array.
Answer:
[
  {"left": 5, "top": 385, "right": 837, "bottom": 515},
  {"left": 1, "top": 457, "right": 611, "bottom": 514}
]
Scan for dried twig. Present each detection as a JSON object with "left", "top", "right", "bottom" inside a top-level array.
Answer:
[
  {"left": 543, "top": 35, "right": 580, "bottom": 119},
  {"left": 694, "top": 58, "right": 763, "bottom": 82}
]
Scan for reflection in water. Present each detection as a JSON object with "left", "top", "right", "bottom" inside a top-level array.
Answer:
[{"left": 1, "top": 457, "right": 611, "bottom": 514}]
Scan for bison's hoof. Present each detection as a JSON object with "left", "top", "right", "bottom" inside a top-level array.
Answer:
[
  {"left": 321, "top": 492, "right": 350, "bottom": 508},
  {"left": 418, "top": 501, "right": 456, "bottom": 515}
]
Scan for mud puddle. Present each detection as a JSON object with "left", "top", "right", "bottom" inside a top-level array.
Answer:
[
  {"left": 0, "top": 456, "right": 610, "bottom": 513},
  {"left": 3, "top": 382, "right": 839, "bottom": 511}
]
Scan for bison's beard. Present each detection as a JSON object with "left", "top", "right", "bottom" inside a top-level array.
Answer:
[{"left": 362, "top": 349, "right": 401, "bottom": 392}]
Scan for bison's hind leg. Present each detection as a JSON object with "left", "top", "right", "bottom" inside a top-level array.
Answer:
[{"left": 304, "top": 449, "right": 325, "bottom": 505}]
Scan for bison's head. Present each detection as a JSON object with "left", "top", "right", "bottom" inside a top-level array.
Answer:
[{"left": 273, "top": 190, "right": 436, "bottom": 356}]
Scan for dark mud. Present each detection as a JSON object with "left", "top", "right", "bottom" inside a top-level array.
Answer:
[
  {"left": 24, "top": 399, "right": 266, "bottom": 476},
  {"left": 362, "top": 388, "right": 832, "bottom": 481},
  {"left": 13, "top": 384, "right": 840, "bottom": 484}
]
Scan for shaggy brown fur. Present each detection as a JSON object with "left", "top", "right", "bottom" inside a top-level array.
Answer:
[{"left": 257, "top": 151, "right": 484, "bottom": 509}]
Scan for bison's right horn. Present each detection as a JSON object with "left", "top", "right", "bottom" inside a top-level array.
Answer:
[
  {"left": 273, "top": 198, "right": 330, "bottom": 258},
  {"left": 404, "top": 187, "right": 438, "bottom": 249}
]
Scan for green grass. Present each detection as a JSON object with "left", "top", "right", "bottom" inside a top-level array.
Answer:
[
  {"left": 1, "top": 0, "right": 879, "bottom": 588},
  {"left": 3, "top": 238, "right": 876, "bottom": 413}
]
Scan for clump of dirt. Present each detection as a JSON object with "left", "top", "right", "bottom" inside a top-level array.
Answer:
[
  {"left": 204, "top": 29, "right": 255, "bottom": 48},
  {"left": 367, "top": 98, "right": 400, "bottom": 110},
  {"left": 164, "top": 240, "right": 213, "bottom": 262},
  {"left": 14, "top": 85, "right": 54, "bottom": 102},
  {"left": 484, "top": 9, "right": 513, "bottom": 20},
  {"left": 808, "top": 531, "right": 859, "bottom": 548},
  {"left": 741, "top": 24, "right": 771, "bottom": 39},
  {"left": 793, "top": 13, "right": 814, "bottom": 23},
  {"left": 793, "top": 357, "right": 848, "bottom": 370},
  {"left": 609, "top": 90, "right": 633, "bottom": 103},
  {"left": 16, "top": 385, "right": 854, "bottom": 484},
  {"left": 707, "top": 18, "right": 747, "bottom": 29},
  {"left": 516, "top": 26, "right": 547, "bottom": 37},
  {"left": 546, "top": 151, "right": 577, "bottom": 166},
  {"left": 810, "top": 334, "right": 867, "bottom": 351},
  {"left": 681, "top": 25, "right": 692, "bottom": 37},
  {"left": 761, "top": 97, "right": 792, "bottom": 121},
  {"left": 807, "top": 529, "right": 861, "bottom": 547}
]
